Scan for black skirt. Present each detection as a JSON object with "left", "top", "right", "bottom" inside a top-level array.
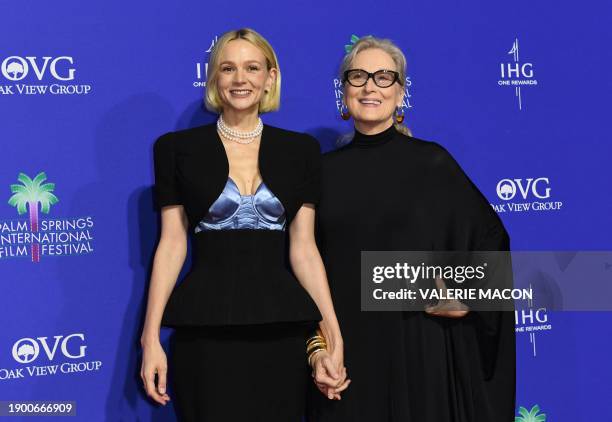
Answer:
[{"left": 170, "top": 322, "right": 315, "bottom": 422}]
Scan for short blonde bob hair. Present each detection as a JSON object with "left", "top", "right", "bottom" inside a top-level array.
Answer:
[{"left": 205, "top": 28, "right": 281, "bottom": 114}]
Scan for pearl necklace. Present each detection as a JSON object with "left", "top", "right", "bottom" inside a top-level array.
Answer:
[{"left": 217, "top": 115, "right": 263, "bottom": 144}]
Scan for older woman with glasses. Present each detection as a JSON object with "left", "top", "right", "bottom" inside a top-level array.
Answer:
[{"left": 307, "top": 36, "right": 515, "bottom": 422}]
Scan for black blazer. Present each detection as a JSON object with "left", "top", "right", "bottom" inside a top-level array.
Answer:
[
  {"left": 153, "top": 123, "right": 322, "bottom": 327},
  {"left": 153, "top": 123, "right": 321, "bottom": 233}
]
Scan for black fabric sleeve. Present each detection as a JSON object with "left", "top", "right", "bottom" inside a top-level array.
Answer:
[
  {"left": 153, "top": 132, "right": 182, "bottom": 209},
  {"left": 299, "top": 134, "right": 322, "bottom": 206},
  {"left": 473, "top": 221, "right": 514, "bottom": 380},
  {"left": 429, "top": 142, "right": 514, "bottom": 379}
]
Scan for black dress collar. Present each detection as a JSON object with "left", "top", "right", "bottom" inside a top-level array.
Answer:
[{"left": 351, "top": 124, "right": 397, "bottom": 147}]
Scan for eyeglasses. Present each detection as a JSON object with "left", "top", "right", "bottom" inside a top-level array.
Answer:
[{"left": 342, "top": 69, "right": 401, "bottom": 88}]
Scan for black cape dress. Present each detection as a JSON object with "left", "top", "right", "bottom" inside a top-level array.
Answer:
[{"left": 307, "top": 125, "right": 515, "bottom": 422}]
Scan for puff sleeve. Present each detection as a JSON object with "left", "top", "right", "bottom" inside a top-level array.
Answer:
[
  {"left": 299, "top": 134, "right": 322, "bottom": 205},
  {"left": 153, "top": 132, "right": 182, "bottom": 209}
]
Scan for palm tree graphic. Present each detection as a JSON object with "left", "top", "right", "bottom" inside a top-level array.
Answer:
[
  {"left": 515, "top": 404, "right": 546, "bottom": 422},
  {"left": 344, "top": 34, "right": 375, "bottom": 53},
  {"left": 345, "top": 35, "right": 361, "bottom": 53},
  {"left": 8, "top": 172, "right": 59, "bottom": 263}
]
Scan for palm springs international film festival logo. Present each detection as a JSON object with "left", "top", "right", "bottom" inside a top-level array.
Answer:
[
  {"left": 490, "top": 177, "right": 563, "bottom": 214},
  {"left": 333, "top": 35, "right": 414, "bottom": 118},
  {"left": 1, "top": 172, "right": 95, "bottom": 263},
  {"left": 0, "top": 333, "right": 103, "bottom": 381},
  {"left": 0, "top": 56, "right": 92, "bottom": 96},
  {"left": 193, "top": 36, "right": 218, "bottom": 88},
  {"left": 498, "top": 38, "right": 538, "bottom": 110}
]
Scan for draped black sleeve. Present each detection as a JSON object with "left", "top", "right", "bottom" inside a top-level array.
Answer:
[{"left": 426, "top": 142, "right": 514, "bottom": 379}]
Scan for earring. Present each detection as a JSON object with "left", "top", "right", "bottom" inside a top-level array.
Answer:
[
  {"left": 394, "top": 107, "right": 405, "bottom": 124},
  {"left": 340, "top": 104, "right": 350, "bottom": 120}
]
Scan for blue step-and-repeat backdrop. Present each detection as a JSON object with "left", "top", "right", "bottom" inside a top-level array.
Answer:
[{"left": 2, "top": 1, "right": 611, "bottom": 420}]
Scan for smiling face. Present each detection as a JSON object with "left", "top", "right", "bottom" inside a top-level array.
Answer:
[
  {"left": 344, "top": 48, "right": 404, "bottom": 134},
  {"left": 216, "top": 39, "right": 277, "bottom": 115}
]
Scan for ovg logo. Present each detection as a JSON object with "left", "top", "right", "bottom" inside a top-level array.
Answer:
[
  {"left": 496, "top": 178, "right": 550, "bottom": 201},
  {"left": 0, "top": 55, "right": 92, "bottom": 96},
  {"left": 498, "top": 38, "right": 538, "bottom": 110},
  {"left": 1, "top": 56, "right": 75, "bottom": 82},
  {"left": 1, "top": 333, "right": 103, "bottom": 381},
  {"left": 515, "top": 404, "right": 546, "bottom": 422},
  {"left": 12, "top": 334, "right": 87, "bottom": 364},
  {"left": 491, "top": 177, "right": 562, "bottom": 214},
  {"left": 1, "top": 171, "right": 95, "bottom": 262}
]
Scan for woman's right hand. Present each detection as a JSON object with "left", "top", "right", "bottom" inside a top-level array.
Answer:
[
  {"left": 310, "top": 349, "right": 351, "bottom": 400},
  {"left": 140, "top": 339, "right": 171, "bottom": 405}
]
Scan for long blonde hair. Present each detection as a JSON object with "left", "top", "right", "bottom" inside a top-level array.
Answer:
[
  {"left": 205, "top": 28, "right": 281, "bottom": 113},
  {"left": 340, "top": 36, "right": 412, "bottom": 136}
]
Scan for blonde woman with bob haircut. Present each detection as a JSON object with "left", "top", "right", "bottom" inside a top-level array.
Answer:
[
  {"left": 140, "top": 28, "right": 347, "bottom": 421},
  {"left": 308, "top": 36, "right": 515, "bottom": 421}
]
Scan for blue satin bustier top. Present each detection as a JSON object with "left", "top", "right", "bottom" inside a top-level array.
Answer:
[{"left": 194, "top": 177, "right": 286, "bottom": 232}]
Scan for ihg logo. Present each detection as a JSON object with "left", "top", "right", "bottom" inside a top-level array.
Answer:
[
  {"left": 12, "top": 333, "right": 87, "bottom": 364},
  {"left": 499, "top": 62, "right": 534, "bottom": 79},
  {"left": 1, "top": 56, "right": 76, "bottom": 81}
]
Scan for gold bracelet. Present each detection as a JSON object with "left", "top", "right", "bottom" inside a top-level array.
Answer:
[
  {"left": 307, "top": 348, "right": 325, "bottom": 367},
  {"left": 307, "top": 345, "right": 326, "bottom": 360},
  {"left": 306, "top": 335, "right": 326, "bottom": 346},
  {"left": 306, "top": 329, "right": 328, "bottom": 365},
  {"left": 307, "top": 341, "right": 327, "bottom": 353},
  {"left": 307, "top": 345, "right": 326, "bottom": 356}
]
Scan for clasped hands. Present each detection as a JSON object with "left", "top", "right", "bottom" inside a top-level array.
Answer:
[
  {"left": 309, "top": 341, "right": 351, "bottom": 400},
  {"left": 308, "top": 278, "right": 469, "bottom": 401}
]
